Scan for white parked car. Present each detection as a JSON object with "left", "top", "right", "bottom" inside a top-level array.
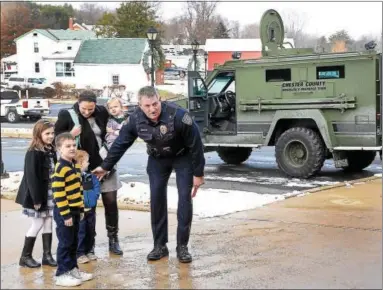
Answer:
[{"left": 4, "top": 76, "right": 55, "bottom": 96}]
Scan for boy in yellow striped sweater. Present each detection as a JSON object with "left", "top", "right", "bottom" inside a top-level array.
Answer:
[{"left": 52, "top": 133, "right": 93, "bottom": 287}]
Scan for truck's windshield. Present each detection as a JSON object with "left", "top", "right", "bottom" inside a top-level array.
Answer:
[{"left": 207, "top": 76, "right": 233, "bottom": 94}]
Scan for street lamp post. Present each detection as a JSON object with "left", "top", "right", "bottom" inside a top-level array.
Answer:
[
  {"left": 204, "top": 51, "right": 208, "bottom": 78},
  {"left": 146, "top": 27, "right": 158, "bottom": 87},
  {"left": 191, "top": 40, "right": 200, "bottom": 72}
]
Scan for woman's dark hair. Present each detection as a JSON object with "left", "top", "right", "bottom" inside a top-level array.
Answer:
[{"left": 78, "top": 90, "right": 97, "bottom": 103}]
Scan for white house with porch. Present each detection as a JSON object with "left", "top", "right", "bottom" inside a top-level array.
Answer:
[
  {"left": 1, "top": 54, "right": 18, "bottom": 80},
  {"left": 14, "top": 29, "right": 97, "bottom": 82}
]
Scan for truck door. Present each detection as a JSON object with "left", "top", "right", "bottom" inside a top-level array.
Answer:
[
  {"left": 187, "top": 71, "right": 208, "bottom": 135},
  {"left": 376, "top": 54, "right": 382, "bottom": 147}
]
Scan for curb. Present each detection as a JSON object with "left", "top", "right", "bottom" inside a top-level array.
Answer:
[
  {"left": 48, "top": 99, "right": 76, "bottom": 104},
  {"left": 1, "top": 127, "right": 144, "bottom": 142},
  {"left": 0, "top": 192, "right": 174, "bottom": 213},
  {"left": 1, "top": 128, "right": 33, "bottom": 139},
  {"left": 284, "top": 175, "right": 381, "bottom": 199},
  {"left": 1, "top": 175, "right": 381, "bottom": 212}
]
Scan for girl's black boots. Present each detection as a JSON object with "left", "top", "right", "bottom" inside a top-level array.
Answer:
[
  {"left": 41, "top": 233, "right": 57, "bottom": 267},
  {"left": 19, "top": 236, "right": 41, "bottom": 268}
]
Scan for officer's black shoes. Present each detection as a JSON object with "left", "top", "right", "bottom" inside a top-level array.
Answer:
[
  {"left": 176, "top": 245, "right": 192, "bottom": 263},
  {"left": 109, "top": 236, "right": 123, "bottom": 255},
  {"left": 147, "top": 245, "right": 169, "bottom": 261}
]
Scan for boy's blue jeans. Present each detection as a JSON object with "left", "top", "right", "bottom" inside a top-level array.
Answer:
[
  {"left": 54, "top": 206, "right": 80, "bottom": 276},
  {"left": 77, "top": 207, "right": 96, "bottom": 257}
]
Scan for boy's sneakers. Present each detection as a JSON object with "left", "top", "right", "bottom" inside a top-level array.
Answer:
[
  {"left": 70, "top": 267, "right": 93, "bottom": 282},
  {"left": 55, "top": 272, "right": 82, "bottom": 287},
  {"left": 87, "top": 252, "right": 98, "bottom": 261},
  {"left": 77, "top": 255, "right": 90, "bottom": 264}
]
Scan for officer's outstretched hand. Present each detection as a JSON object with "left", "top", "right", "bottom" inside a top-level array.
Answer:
[
  {"left": 92, "top": 166, "right": 108, "bottom": 181},
  {"left": 192, "top": 176, "right": 205, "bottom": 198}
]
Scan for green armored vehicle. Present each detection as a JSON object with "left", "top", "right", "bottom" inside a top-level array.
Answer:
[{"left": 172, "top": 9, "right": 382, "bottom": 179}]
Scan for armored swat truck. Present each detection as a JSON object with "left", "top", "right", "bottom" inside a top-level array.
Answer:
[{"left": 173, "top": 9, "right": 382, "bottom": 179}]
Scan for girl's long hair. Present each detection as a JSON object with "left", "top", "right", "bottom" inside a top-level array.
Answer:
[{"left": 28, "top": 120, "right": 55, "bottom": 152}]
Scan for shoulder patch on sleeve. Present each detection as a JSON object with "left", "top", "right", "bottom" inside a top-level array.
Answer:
[{"left": 182, "top": 112, "right": 193, "bottom": 126}]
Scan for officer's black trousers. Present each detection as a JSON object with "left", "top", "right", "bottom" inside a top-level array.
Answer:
[{"left": 147, "top": 154, "right": 193, "bottom": 246}]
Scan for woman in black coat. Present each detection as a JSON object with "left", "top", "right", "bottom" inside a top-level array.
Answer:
[{"left": 54, "top": 91, "right": 123, "bottom": 256}]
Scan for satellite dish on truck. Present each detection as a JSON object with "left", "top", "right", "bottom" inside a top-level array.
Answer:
[
  {"left": 260, "top": 9, "right": 285, "bottom": 53},
  {"left": 260, "top": 9, "right": 313, "bottom": 56}
]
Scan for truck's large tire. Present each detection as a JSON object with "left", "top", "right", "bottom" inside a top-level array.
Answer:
[
  {"left": 217, "top": 147, "right": 252, "bottom": 165},
  {"left": 6, "top": 109, "right": 20, "bottom": 123},
  {"left": 342, "top": 151, "right": 377, "bottom": 172},
  {"left": 275, "top": 127, "right": 326, "bottom": 178}
]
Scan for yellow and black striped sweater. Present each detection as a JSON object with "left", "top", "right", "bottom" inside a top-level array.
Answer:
[{"left": 52, "top": 158, "right": 84, "bottom": 220}]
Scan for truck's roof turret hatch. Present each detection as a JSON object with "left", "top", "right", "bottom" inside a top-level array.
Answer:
[{"left": 260, "top": 9, "right": 314, "bottom": 57}]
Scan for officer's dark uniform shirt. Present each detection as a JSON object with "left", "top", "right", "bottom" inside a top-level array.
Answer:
[{"left": 101, "top": 101, "right": 205, "bottom": 177}]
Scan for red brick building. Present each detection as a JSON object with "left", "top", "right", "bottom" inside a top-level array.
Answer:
[{"left": 204, "top": 38, "right": 294, "bottom": 71}]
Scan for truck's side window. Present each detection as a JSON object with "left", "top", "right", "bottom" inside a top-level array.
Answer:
[
  {"left": 316, "top": 65, "right": 345, "bottom": 79},
  {"left": 266, "top": 69, "right": 291, "bottom": 82},
  {"left": 193, "top": 78, "right": 206, "bottom": 96}
]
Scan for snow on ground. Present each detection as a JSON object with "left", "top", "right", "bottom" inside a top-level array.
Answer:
[
  {"left": 156, "top": 80, "right": 188, "bottom": 96},
  {"left": 1, "top": 171, "right": 301, "bottom": 218},
  {"left": 374, "top": 173, "right": 382, "bottom": 177},
  {"left": 117, "top": 181, "right": 300, "bottom": 218},
  {"left": 170, "top": 173, "right": 339, "bottom": 188},
  {"left": 1, "top": 172, "right": 24, "bottom": 193}
]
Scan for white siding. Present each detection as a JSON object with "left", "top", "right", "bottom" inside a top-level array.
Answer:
[
  {"left": 43, "top": 59, "right": 75, "bottom": 84},
  {"left": 55, "top": 40, "right": 82, "bottom": 53},
  {"left": 72, "top": 64, "right": 148, "bottom": 92},
  {"left": 15, "top": 32, "right": 57, "bottom": 77}
]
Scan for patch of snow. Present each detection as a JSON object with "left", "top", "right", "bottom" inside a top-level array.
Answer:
[
  {"left": 1, "top": 171, "right": 24, "bottom": 193},
  {"left": 119, "top": 173, "right": 136, "bottom": 178},
  {"left": 117, "top": 181, "right": 298, "bottom": 218},
  {"left": 374, "top": 173, "right": 382, "bottom": 177},
  {"left": 204, "top": 176, "right": 253, "bottom": 183},
  {"left": 256, "top": 176, "right": 339, "bottom": 188}
]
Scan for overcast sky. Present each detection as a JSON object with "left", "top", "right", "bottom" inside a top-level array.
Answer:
[{"left": 39, "top": 0, "right": 382, "bottom": 39}]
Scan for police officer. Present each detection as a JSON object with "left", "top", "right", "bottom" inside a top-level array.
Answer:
[{"left": 92, "top": 86, "right": 205, "bottom": 263}]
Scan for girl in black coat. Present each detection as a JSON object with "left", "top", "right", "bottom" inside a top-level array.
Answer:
[{"left": 15, "top": 120, "right": 58, "bottom": 268}]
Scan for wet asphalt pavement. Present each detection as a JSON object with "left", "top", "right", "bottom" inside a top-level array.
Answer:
[
  {"left": 2, "top": 138, "right": 382, "bottom": 195},
  {"left": 1, "top": 179, "right": 382, "bottom": 289}
]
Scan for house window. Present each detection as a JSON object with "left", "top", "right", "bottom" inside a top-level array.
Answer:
[
  {"left": 33, "top": 32, "right": 38, "bottom": 37},
  {"left": 316, "top": 65, "right": 345, "bottom": 79},
  {"left": 265, "top": 68, "right": 291, "bottom": 82},
  {"left": 55, "top": 62, "right": 74, "bottom": 77},
  {"left": 35, "top": 62, "right": 40, "bottom": 73},
  {"left": 67, "top": 46, "right": 72, "bottom": 50},
  {"left": 112, "top": 75, "right": 119, "bottom": 85},
  {"left": 34, "top": 42, "right": 39, "bottom": 53}
]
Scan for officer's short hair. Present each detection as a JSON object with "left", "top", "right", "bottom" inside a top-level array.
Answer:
[{"left": 137, "top": 86, "right": 159, "bottom": 102}]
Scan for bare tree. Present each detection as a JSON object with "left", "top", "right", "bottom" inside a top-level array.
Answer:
[
  {"left": 162, "top": 16, "right": 188, "bottom": 44},
  {"left": 183, "top": 0, "right": 220, "bottom": 43},
  {"left": 75, "top": 3, "right": 110, "bottom": 25},
  {"left": 240, "top": 22, "right": 260, "bottom": 38},
  {"left": 228, "top": 20, "right": 241, "bottom": 38},
  {"left": 281, "top": 10, "right": 308, "bottom": 47}
]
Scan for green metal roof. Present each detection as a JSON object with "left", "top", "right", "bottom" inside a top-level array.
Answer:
[
  {"left": 74, "top": 38, "right": 147, "bottom": 64},
  {"left": 14, "top": 29, "right": 97, "bottom": 42}
]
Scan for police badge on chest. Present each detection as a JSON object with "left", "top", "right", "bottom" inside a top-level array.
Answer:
[{"left": 160, "top": 124, "right": 168, "bottom": 136}]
